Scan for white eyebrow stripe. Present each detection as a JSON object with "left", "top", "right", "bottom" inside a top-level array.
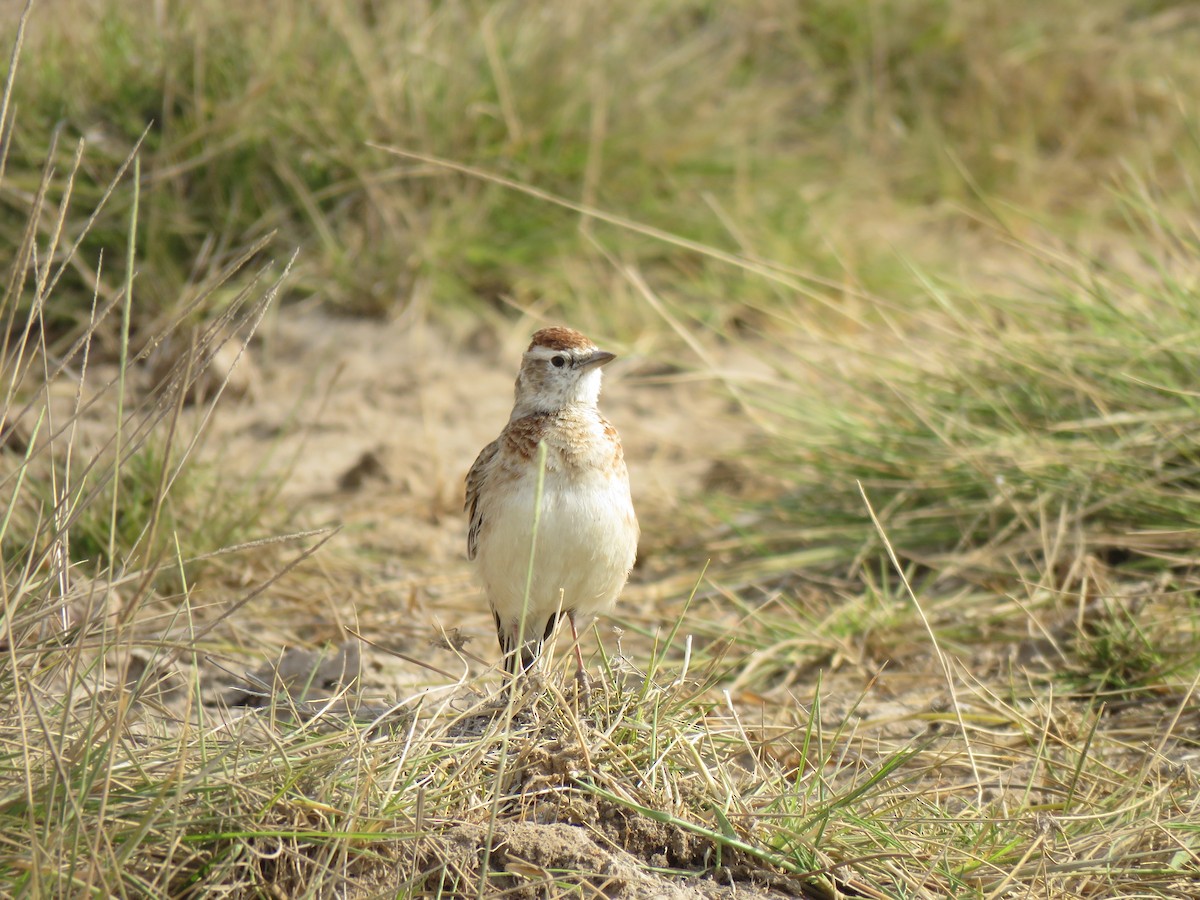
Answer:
[{"left": 523, "top": 346, "right": 593, "bottom": 360}]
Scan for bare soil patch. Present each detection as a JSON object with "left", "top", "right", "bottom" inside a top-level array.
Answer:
[{"left": 201, "top": 311, "right": 759, "bottom": 678}]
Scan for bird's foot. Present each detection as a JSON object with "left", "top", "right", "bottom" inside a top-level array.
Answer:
[{"left": 573, "top": 666, "right": 593, "bottom": 706}]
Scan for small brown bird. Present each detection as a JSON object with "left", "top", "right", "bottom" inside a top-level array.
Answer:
[{"left": 465, "top": 327, "right": 638, "bottom": 675}]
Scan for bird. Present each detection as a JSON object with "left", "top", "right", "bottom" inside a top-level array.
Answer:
[{"left": 465, "top": 326, "right": 638, "bottom": 678}]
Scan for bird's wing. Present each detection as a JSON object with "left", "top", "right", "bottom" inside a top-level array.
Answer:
[{"left": 464, "top": 438, "right": 500, "bottom": 560}]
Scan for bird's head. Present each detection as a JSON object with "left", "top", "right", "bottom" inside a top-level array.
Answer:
[{"left": 512, "top": 326, "right": 616, "bottom": 417}]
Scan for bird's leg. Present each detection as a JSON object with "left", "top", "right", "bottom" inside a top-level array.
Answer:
[
  {"left": 512, "top": 622, "right": 540, "bottom": 673},
  {"left": 503, "top": 622, "right": 527, "bottom": 676},
  {"left": 568, "top": 612, "right": 591, "bottom": 704},
  {"left": 568, "top": 612, "right": 586, "bottom": 674}
]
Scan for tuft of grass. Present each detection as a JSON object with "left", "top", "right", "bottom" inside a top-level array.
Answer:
[
  {"left": 0, "top": 20, "right": 302, "bottom": 890},
  {"left": 743, "top": 176, "right": 1200, "bottom": 583}
]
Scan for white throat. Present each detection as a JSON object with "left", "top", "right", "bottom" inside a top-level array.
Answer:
[{"left": 511, "top": 366, "right": 603, "bottom": 419}]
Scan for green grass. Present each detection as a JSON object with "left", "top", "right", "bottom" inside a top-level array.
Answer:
[
  {"left": 739, "top": 178, "right": 1200, "bottom": 579},
  {"left": 4, "top": 0, "right": 1200, "bottom": 897},
  {"left": 5, "top": 0, "right": 1200, "bottom": 340}
]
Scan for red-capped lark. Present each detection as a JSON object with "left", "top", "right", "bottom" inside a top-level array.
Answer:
[{"left": 465, "top": 327, "right": 638, "bottom": 679}]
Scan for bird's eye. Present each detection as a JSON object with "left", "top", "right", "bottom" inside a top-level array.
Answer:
[{"left": 551, "top": 355, "right": 566, "bottom": 368}]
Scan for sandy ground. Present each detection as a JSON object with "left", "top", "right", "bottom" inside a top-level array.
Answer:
[{"left": 198, "top": 307, "right": 767, "bottom": 692}]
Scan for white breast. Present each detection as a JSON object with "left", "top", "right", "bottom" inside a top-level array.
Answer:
[{"left": 476, "top": 457, "right": 637, "bottom": 629}]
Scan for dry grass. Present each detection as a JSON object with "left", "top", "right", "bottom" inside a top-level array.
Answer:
[{"left": 3, "top": 0, "right": 1200, "bottom": 897}]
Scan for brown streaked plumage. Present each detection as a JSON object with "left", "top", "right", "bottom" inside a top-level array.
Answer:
[{"left": 465, "top": 326, "right": 638, "bottom": 676}]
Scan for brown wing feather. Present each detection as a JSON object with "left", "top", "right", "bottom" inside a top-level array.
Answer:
[{"left": 464, "top": 439, "right": 499, "bottom": 560}]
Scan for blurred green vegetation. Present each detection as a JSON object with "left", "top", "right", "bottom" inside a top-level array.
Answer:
[
  {"left": 752, "top": 213, "right": 1200, "bottom": 571},
  {"left": 4, "top": 0, "right": 1199, "bottom": 337}
]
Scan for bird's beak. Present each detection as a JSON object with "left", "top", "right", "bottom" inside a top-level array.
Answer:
[{"left": 579, "top": 349, "right": 616, "bottom": 371}]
